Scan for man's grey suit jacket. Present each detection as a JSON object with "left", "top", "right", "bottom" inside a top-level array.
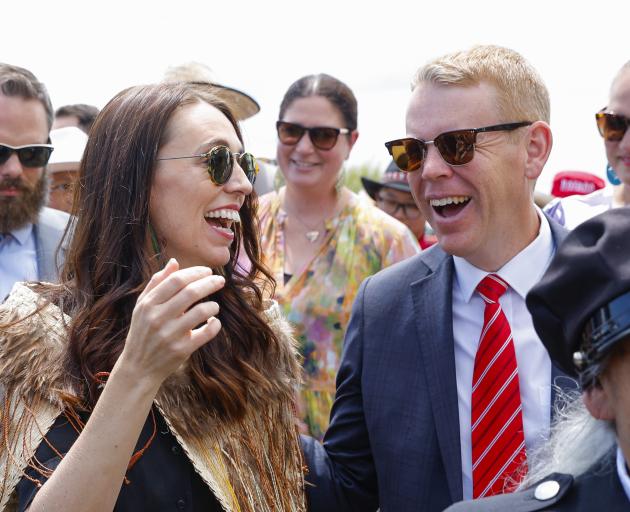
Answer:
[
  {"left": 34, "top": 206, "right": 69, "bottom": 282},
  {"left": 302, "top": 218, "right": 575, "bottom": 512}
]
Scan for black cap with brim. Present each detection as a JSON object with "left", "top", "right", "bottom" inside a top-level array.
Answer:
[
  {"left": 526, "top": 207, "right": 630, "bottom": 387},
  {"left": 361, "top": 176, "right": 411, "bottom": 200},
  {"left": 361, "top": 160, "right": 412, "bottom": 200}
]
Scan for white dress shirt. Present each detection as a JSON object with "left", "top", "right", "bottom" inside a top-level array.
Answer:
[
  {"left": 616, "top": 446, "right": 630, "bottom": 502},
  {"left": 0, "top": 223, "right": 38, "bottom": 302},
  {"left": 452, "top": 211, "right": 555, "bottom": 499}
]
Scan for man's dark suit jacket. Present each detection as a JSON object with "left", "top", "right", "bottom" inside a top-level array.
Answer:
[{"left": 302, "top": 219, "right": 575, "bottom": 512}]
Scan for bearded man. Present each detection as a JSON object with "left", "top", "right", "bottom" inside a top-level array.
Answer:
[{"left": 0, "top": 63, "right": 69, "bottom": 301}]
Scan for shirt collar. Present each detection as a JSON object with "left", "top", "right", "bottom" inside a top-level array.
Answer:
[
  {"left": 8, "top": 223, "right": 34, "bottom": 246},
  {"left": 616, "top": 445, "right": 630, "bottom": 502},
  {"left": 453, "top": 208, "right": 555, "bottom": 303}
]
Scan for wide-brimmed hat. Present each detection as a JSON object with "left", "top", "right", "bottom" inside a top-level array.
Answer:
[
  {"left": 163, "top": 62, "right": 260, "bottom": 121},
  {"left": 361, "top": 160, "right": 411, "bottom": 200},
  {"left": 526, "top": 208, "right": 630, "bottom": 387},
  {"left": 47, "top": 126, "right": 88, "bottom": 172}
]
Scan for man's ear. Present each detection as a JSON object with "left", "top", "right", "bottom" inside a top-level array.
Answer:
[
  {"left": 583, "top": 384, "right": 615, "bottom": 421},
  {"left": 523, "top": 121, "right": 553, "bottom": 180}
]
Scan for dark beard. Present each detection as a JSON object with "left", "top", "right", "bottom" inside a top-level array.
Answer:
[{"left": 0, "top": 172, "right": 48, "bottom": 233}]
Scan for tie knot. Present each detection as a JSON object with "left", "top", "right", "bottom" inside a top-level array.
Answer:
[{"left": 476, "top": 274, "right": 508, "bottom": 303}]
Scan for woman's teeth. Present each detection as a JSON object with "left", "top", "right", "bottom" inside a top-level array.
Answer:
[
  {"left": 292, "top": 160, "right": 317, "bottom": 167},
  {"left": 204, "top": 209, "right": 241, "bottom": 228}
]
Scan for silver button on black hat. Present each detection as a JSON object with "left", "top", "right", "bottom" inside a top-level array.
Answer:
[{"left": 534, "top": 479, "right": 560, "bottom": 501}]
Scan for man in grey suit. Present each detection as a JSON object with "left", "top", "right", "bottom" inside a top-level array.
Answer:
[
  {"left": 302, "top": 45, "right": 573, "bottom": 511},
  {"left": 0, "top": 63, "right": 69, "bottom": 300}
]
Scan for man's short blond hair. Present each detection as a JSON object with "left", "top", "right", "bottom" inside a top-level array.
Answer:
[
  {"left": 611, "top": 60, "right": 630, "bottom": 94},
  {"left": 411, "top": 45, "right": 550, "bottom": 124}
]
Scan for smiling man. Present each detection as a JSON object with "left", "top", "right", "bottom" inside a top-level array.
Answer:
[
  {"left": 303, "top": 45, "right": 573, "bottom": 512},
  {"left": 0, "top": 63, "right": 69, "bottom": 301}
]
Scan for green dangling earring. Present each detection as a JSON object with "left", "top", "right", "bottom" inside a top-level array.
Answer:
[
  {"left": 148, "top": 222, "right": 167, "bottom": 268},
  {"left": 607, "top": 163, "right": 622, "bottom": 186}
]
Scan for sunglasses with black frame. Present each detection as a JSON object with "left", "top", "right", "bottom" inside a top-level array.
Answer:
[
  {"left": 0, "top": 143, "right": 54, "bottom": 168},
  {"left": 276, "top": 121, "right": 350, "bottom": 151},
  {"left": 384, "top": 121, "right": 532, "bottom": 173}
]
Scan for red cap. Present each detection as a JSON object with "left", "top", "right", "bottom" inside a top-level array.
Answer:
[{"left": 551, "top": 171, "right": 605, "bottom": 198}]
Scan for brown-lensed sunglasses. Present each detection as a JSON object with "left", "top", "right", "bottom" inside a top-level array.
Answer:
[
  {"left": 384, "top": 122, "right": 532, "bottom": 172},
  {"left": 276, "top": 121, "right": 350, "bottom": 151},
  {"left": 596, "top": 110, "right": 630, "bottom": 142}
]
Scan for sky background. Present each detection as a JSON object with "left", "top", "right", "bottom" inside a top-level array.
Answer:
[{"left": 3, "top": 0, "right": 629, "bottom": 193}]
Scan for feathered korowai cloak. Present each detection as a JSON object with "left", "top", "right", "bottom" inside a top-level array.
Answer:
[{"left": 0, "top": 283, "right": 306, "bottom": 511}]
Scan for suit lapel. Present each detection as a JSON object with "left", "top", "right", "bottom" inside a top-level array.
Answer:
[
  {"left": 546, "top": 213, "right": 569, "bottom": 247},
  {"left": 33, "top": 222, "right": 57, "bottom": 282},
  {"left": 545, "top": 215, "right": 577, "bottom": 416},
  {"left": 34, "top": 210, "right": 68, "bottom": 282},
  {"left": 410, "top": 252, "right": 463, "bottom": 503}
]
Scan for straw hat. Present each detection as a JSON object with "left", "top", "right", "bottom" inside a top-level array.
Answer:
[{"left": 163, "top": 62, "right": 260, "bottom": 121}]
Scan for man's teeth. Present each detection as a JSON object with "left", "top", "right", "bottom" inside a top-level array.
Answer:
[
  {"left": 429, "top": 196, "right": 470, "bottom": 207},
  {"left": 204, "top": 209, "right": 241, "bottom": 223}
]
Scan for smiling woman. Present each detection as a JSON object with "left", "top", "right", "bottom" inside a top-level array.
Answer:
[
  {"left": 0, "top": 83, "right": 305, "bottom": 512},
  {"left": 258, "top": 73, "right": 420, "bottom": 439},
  {"left": 150, "top": 100, "right": 254, "bottom": 269},
  {"left": 544, "top": 61, "right": 630, "bottom": 229}
]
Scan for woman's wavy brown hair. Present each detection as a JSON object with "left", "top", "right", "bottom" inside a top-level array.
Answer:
[{"left": 52, "top": 82, "right": 280, "bottom": 421}]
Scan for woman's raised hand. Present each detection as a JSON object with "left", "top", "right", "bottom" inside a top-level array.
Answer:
[{"left": 117, "top": 258, "right": 225, "bottom": 387}]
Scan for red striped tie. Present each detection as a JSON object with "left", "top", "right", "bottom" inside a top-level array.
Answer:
[{"left": 471, "top": 274, "right": 527, "bottom": 498}]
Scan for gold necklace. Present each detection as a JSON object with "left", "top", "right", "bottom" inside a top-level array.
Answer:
[
  {"left": 283, "top": 190, "right": 342, "bottom": 244},
  {"left": 291, "top": 214, "right": 324, "bottom": 243}
]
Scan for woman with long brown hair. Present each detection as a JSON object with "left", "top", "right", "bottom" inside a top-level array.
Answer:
[{"left": 0, "top": 83, "right": 305, "bottom": 511}]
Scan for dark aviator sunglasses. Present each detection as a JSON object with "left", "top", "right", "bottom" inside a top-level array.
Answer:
[
  {"left": 0, "top": 143, "right": 54, "bottom": 168},
  {"left": 276, "top": 121, "right": 350, "bottom": 151},
  {"left": 384, "top": 122, "right": 532, "bottom": 172},
  {"left": 157, "top": 145, "right": 258, "bottom": 185}
]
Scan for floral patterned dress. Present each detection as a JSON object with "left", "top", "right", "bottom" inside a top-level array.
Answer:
[{"left": 258, "top": 191, "right": 420, "bottom": 439}]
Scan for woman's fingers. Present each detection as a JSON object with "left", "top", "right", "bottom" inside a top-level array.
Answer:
[
  {"left": 137, "top": 258, "right": 179, "bottom": 302},
  {"left": 124, "top": 264, "right": 226, "bottom": 383},
  {"left": 142, "top": 265, "right": 216, "bottom": 306},
  {"left": 163, "top": 274, "right": 225, "bottom": 316},
  {"left": 154, "top": 301, "right": 221, "bottom": 356},
  {"left": 189, "top": 316, "right": 222, "bottom": 351},
  {"left": 169, "top": 300, "right": 220, "bottom": 335}
]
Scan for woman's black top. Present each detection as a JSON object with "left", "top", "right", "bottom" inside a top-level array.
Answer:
[{"left": 17, "top": 408, "right": 222, "bottom": 511}]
